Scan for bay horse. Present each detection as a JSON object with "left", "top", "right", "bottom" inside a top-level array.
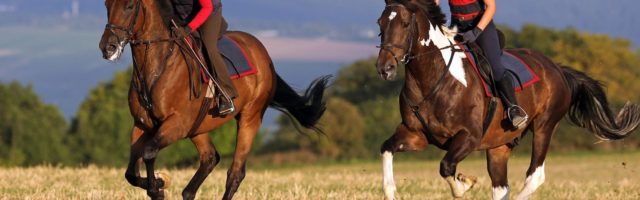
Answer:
[
  {"left": 99, "top": 0, "right": 329, "bottom": 199},
  {"left": 375, "top": 0, "right": 640, "bottom": 199}
]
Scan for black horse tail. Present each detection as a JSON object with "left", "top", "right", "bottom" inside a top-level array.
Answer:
[
  {"left": 269, "top": 74, "right": 332, "bottom": 133},
  {"left": 561, "top": 66, "right": 640, "bottom": 140}
]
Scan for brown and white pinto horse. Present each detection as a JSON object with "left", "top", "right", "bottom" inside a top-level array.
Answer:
[
  {"left": 99, "top": 0, "right": 329, "bottom": 199},
  {"left": 375, "top": 0, "right": 640, "bottom": 199}
]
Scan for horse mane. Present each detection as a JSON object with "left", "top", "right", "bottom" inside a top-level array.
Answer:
[
  {"left": 413, "top": 0, "right": 447, "bottom": 27},
  {"left": 154, "top": 0, "right": 179, "bottom": 28},
  {"left": 391, "top": 0, "right": 447, "bottom": 27}
]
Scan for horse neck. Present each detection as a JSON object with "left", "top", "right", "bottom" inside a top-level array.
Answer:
[
  {"left": 404, "top": 18, "right": 464, "bottom": 99},
  {"left": 130, "top": 0, "right": 180, "bottom": 88}
]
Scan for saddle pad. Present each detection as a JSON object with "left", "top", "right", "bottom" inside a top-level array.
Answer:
[
  {"left": 218, "top": 35, "right": 257, "bottom": 79},
  {"left": 464, "top": 48, "right": 540, "bottom": 97}
]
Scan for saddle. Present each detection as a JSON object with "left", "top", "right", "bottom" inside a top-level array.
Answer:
[
  {"left": 463, "top": 30, "right": 540, "bottom": 97},
  {"left": 186, "top": 28, "right": 257, "bottom": 82}
]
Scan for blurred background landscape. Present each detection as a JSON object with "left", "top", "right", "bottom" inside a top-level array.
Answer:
[{"left": 0, "top": 0, "right": 639, "bottom": 167}]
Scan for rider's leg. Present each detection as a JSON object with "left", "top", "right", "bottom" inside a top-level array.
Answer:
[
  {"left": 200, "top": 6, "right": 237, "bottom": 115},
  {"left": 476, "top": 21, "right": 528, "bottom": 129}
]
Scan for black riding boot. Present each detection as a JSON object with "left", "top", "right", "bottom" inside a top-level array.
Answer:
[{"left": 496, "top": 74, "right": 528, "bottom": 129}]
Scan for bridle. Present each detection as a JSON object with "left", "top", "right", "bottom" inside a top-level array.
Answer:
[
  {"left": 105, "top": 0, "right": 143, "bottom": 44},
  {"left": 378, "top": 3, "right": 483, "bottom": 134},
  {"left": 377, "top": 3, "right": 461, "bottom": 65},
  {"left": 101, "top": 0, "right": 213, "bottom": 130},
  {"left": 377, "top": 3, "right": 418, "bottom": 65}
]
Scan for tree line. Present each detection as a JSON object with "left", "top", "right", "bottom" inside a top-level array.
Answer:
[{"left": 1, "top": 24, "right": 638, "bottom": 167}]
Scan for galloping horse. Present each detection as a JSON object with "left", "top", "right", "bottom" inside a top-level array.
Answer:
[
  {"left": 375, "top": 0, "right": 640, "bottom": 199},
  {"left": 99, "top": 0, "right": 329, "bottom": 199}
]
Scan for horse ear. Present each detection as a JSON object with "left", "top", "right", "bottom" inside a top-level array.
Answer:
[{"left": 385, "top": 0, "right": 393, "bottom": 4}]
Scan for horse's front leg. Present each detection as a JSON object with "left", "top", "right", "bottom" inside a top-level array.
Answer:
[
  {"left": 125, "top": 126, "right": 153, "bottom": 189},
  {"left": 143, "top": 120, "right": 185, "bottom": 200},
  {"left": 380, "top": 124, "right": 428, "bottom": 200},
  {"left": 441, "top": 130, "right": 481, "bottom": 198}
]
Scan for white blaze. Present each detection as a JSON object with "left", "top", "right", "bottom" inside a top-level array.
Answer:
[
  {"left": 426, "top": 25, "right": 467, "bottom": 87},
  {"left": 382, "top": 151, "right": 396, "bottom": 200},
  {"left": 389, "top": 12, "right": 397, "bottom": 20},
  {"left": 516, "top": 163, "right": 546, "bottom": 200}
]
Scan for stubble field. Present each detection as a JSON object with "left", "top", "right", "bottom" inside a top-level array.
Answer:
[{"left": 1, "top": 152, "right": 638, "bottom": 200}]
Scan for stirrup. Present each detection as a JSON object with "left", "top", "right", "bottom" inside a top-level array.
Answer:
[
  {"left": 507, "top": 105, "right": 528, "bottom": 129},
  {"left": 217, "top": 97, "right": 235, "bottom": 116}
]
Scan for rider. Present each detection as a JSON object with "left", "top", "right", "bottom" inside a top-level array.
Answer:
[
  {"left": 436, "top": 0, "right": 528, "bottom": 129},
  {"left": 172, "top": 0, "right": 237, "bottom": 115}
]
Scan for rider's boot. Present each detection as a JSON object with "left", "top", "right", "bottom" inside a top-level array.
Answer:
[{"left": 496, "top": 74, "right": 528, "bottom": 129}]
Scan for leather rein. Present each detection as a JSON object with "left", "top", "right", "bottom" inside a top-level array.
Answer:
[
  {"left": 104, "top": 0, "right": 212, "bottom": 134},
  {"left": 377, "top": 3, "right": 465, "bottom": 107},
  {"left": 377, "top": 3, "right": 495, "bottom": 135}
]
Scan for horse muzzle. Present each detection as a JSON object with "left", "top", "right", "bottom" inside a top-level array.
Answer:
[
  {"left": 99, "top": 34, "right": 126, "bottom": 61},
  {"left": 377, "top": 60, "right": 398, "bottom": 81}
]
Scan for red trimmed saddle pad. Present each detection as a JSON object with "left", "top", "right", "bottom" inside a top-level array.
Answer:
[{"left": 464, "top": 48, "right": 540, "bottom": 97}]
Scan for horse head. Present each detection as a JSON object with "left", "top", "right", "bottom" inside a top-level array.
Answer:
[
  {"left": 376, "top": 0, "right": 455, "bottom": 81},
  {"left": 99, "top": 0, "right": 145, "bottom": 61}
]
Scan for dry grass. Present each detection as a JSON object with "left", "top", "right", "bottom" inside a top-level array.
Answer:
[{"left": 0, "top": 152, "right": 639, "bottom": 200}]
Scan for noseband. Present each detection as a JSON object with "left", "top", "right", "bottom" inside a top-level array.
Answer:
[{"left": 377, "top": 3, "right": 418, "bottom": 65}]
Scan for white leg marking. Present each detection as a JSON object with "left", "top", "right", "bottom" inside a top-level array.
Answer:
[
  {"left": 388, "top": 11, "right": 397, "bottom": 20},
  {"left": 516, "top": 163, "right": 546, "bottom": 200},
  {"left": 492, "top": 186, "right": 510, "bottom": 200},
  {"left": 382, "top": 151, "right": 396, "bottom": 200}
]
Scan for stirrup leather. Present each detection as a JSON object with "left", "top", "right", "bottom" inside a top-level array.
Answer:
[{"left": 507, "top": 105, "right": 528, "bottom": 129}]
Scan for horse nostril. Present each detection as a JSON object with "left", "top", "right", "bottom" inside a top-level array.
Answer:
[
  {"left": 107, "top": 44, "right": 118, "bottom": 52},
  {"left": 386, "top": 65, "right": 395, "bottom": 72}
]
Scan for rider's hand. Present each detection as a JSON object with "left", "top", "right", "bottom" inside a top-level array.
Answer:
[
  {"left": 177, "top": 26, "right": 193, "bottom": 38},
  {"left": 459, "top": 27, "right": 483, "bottom": 43}
]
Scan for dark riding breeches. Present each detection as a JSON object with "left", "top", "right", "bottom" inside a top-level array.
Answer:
[
  {"left": 200, "top": 6, "right": 238, "bottom": 98},
  {"left": 475, "top": 21, "right": 507, "bottom": 81}
]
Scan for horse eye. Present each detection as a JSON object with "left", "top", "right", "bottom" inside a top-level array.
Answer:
[{"left": 126, "top": 3, "right": 135, "bottom": 10}]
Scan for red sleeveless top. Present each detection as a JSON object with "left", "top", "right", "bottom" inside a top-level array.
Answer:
[{"left": 448, "top": 0, "right": 483, "bottom": 21}]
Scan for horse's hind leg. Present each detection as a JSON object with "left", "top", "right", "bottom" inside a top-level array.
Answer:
[
  {"left": 487, "top": 145, "right": 513, "bottom": 200},
  {"left": 182, "top": 133, "right": 220, "bottom": 200},
  {"left": 515, "top": 122, "right": 557, "bottom": 200},
  {"left": 222, "top": 113, "right": 261, "bottom": 200},
  {"left": 380, "top": 124, "right": 428, "bottom": 200},
  {"left": 440, "top": 130, "right": 481, "bottom": 198}
]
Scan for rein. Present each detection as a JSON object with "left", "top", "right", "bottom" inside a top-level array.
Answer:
[
  {"left": 104, "top": 0, "right": 212, "bottom": 134},
  {"left": 380, "top": 3, "right": 495, "bottom": 134},
  {"left": 377, "top": 3, "right": 462, "bottom": 65}
]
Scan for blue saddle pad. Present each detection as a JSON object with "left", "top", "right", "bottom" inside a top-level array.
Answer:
[
  {"left": 464, "top": 47, "right": 540, "bottom": 96},
  {"left": 217, "top": 35, "right": 256, "bottom": 79}
]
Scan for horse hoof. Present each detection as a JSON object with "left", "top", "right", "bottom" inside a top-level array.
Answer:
[
  {"left": 155, "top": 172, "right": 172, "bottom": 189},
  {"left": 456, "top": 173, "right": 478, "bottom": 189},
  {"left": 446, "top": 173, "right": 478, "bottom": 198}
]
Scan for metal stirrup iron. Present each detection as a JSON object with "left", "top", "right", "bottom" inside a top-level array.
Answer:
[{"left": 507, "top": 105, "right": 528, "bottom": 129}]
